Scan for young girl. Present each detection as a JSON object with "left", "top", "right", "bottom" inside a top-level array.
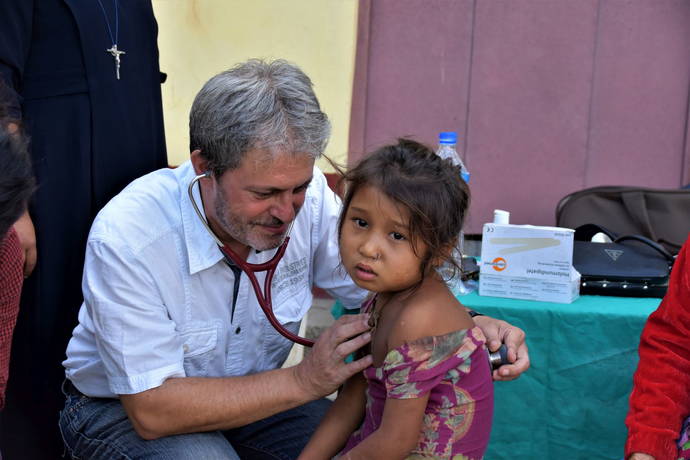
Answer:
[{"left": 300, "top": 139, "right": 494, "bottom": 459}]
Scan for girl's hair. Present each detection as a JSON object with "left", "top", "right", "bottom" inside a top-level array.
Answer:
[
  {"left": 338, "top": 138, "right": 470, "bottom": 281},
  {"left": 0, "top": 83, "right": 35, "bottom": 239},
  {"left": 0, "top": 128, "right": 34, "bottom": 239}
]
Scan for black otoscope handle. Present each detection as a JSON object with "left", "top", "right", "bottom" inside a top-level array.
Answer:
[{"left": 489, "top": 344, "right": 510, "bottom": 370}]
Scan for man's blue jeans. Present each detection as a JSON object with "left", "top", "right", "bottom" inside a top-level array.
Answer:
[{"left": 58, "top": 383, "right": 331, "bottom": 459}]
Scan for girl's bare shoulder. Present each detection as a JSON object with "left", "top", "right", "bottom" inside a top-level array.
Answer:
[{"left": 388, "top": 280, "right": 473, "bottom": 349}]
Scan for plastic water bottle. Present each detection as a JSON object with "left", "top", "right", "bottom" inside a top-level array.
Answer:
[
  {"left": 437, "top": 132, "right": 470, "bottom": 183},
  {"left": 436, "top": 131, "right": 475, "bottom": 295}
]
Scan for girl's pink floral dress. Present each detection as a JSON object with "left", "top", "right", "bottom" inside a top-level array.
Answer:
[{"left": 340, "top": 324, "right": 494, "bottom": 459}]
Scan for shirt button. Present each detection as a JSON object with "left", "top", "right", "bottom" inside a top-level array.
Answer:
[
  {"left": 183, "top": 344, "right": 189, "bottom": 353},
  {"left": 235, "top": 327, "right": 241, "bottom": 334}
]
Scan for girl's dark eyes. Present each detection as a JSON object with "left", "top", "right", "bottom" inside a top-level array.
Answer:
[
  {"left": 349, "top": 216, "right": 406, "bottom": 240},
  {"left": 391, "top": 232, "right": 406, "bottom": 241}
]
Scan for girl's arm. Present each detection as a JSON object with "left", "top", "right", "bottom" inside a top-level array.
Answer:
[
  {"left": 340, "top": 393, "right": 428, "bottom": 460},
  {"left": 344, "top": 291, "right": 471, "bottom": 459},
  {"left": 299, "top": 372, "right": 368, "bottom": 460}
]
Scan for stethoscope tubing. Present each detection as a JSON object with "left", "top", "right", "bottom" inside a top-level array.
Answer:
[{"left": 188, "top": 172, "right": 315, "bottom": 347}]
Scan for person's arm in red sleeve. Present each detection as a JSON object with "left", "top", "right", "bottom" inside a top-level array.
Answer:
[
  {"left": 0, "top": 228, "right": 25, "bottom": 409},
  {"left": 625, "top": 236, "right": 690, "bottom": 460}
]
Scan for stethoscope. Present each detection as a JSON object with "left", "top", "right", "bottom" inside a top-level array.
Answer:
[
  {"left": 188, "top": 171, "right": 511, "bottom": 368},
  {"left": 188, "top": 171, "right": 315, "bottom": 347}
]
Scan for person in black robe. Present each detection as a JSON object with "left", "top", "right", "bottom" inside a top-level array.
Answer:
[{"left": 0, "top": 1, "right": 167, "bottom": 457}]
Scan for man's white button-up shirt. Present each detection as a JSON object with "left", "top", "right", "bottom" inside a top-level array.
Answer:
[{"left": 64, "top": 161, "right": 366, "bottom": 398}]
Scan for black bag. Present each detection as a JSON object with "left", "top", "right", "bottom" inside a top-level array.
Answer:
[
  {"left": 572, "top": 224, "right": 675, "bottom": 297},
  {"left": 556, "top": 186, "right": 690, "bottom": 255}
]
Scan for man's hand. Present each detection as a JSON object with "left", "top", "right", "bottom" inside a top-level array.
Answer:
[
  {"left": 293, "top": 314, "right": 373, "bottom": 399},
  {"left": 473, "top": 315, "right": 529, "bottom": 381},
  {"left": 13, "top": 210, "right": 37, "bottom": 277},
  {"left": 629, "top": 453, "right": 654, "bottom": 460}
]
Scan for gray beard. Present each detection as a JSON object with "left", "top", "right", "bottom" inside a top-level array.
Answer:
[{"left": 213, "top": 186, "right": 283, "bottom": 252}]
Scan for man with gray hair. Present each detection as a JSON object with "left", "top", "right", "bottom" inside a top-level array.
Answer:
[{"left": 59, "top": 59, "right": 529, "bottom": 458}]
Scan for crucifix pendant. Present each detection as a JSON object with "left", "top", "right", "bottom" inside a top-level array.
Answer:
[{"left": 106, "top": 44, "right": 126, "bottom": 80}]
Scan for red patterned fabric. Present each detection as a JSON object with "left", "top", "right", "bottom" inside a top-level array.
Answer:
[
  {"left": 625, "top": 234, "right": 690, "bottom": 460},
  {"left": 0, "top": 228, "right": 24, "bottom": 410}
]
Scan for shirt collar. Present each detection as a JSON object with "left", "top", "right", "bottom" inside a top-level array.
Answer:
[{"left": 177, "top": 161, "right": 225, "bottom": 275}]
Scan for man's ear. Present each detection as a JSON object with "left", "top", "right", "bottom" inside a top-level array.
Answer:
[{"left": 190, "top": 149, "right": 209, "bottom": 176}]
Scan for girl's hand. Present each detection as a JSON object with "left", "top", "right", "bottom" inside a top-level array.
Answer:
[{"left": 472, "top": 315, "right": 530, "bottom": 381}]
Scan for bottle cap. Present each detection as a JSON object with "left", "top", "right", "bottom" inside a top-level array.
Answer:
[
  {"left": 493, "top": 209, "right": 510, "bottom": 225},
  {"left": 439, "top": 131, "right": 457, "bottom": 144}
]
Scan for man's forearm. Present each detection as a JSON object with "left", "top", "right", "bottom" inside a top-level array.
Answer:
[
  {"left": 121, "top": 313, "right": 373, "bottom": 440},
  {"left": 121, "top": 366, "right": 313, "bottom": 439}
]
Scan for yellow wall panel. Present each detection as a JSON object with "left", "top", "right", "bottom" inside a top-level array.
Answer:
[{"left": 152, "top": 0, "right": 358, "bottom": 170}]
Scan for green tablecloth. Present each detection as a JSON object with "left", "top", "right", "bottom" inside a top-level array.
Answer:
[
  {"left": 459, "top": 292, "right": 660, "bottom": 460},
  {"left": 332, "top": 293, "right": 661, "bottom": 459}
]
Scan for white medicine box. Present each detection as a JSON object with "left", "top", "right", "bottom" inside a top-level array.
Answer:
[{"left": 479, "top": 223, "right": 580, "bottom": 304}]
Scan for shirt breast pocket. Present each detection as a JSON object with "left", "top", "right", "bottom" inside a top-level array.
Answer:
[{"left": 179, "top": 324, "right": 218, "bottom": 376}]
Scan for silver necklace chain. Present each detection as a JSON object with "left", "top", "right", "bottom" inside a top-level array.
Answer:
[
  {"left": 96, "top": 0, "right": 125, "bottom": 80},
  {"left": 96, "top": 0, "right": 119, "bottom": 47}
]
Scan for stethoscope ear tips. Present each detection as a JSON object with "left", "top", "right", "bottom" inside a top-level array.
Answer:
[{"left": 203, "top": 170, "right": 212, "bottom": 178}]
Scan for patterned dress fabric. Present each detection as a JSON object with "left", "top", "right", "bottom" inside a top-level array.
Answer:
[
  {"left": 341, "top": 324, "right": 494, "bottom": 459},
  {"left": 678, "top": 416, "right": 690, "bottom": 459}
]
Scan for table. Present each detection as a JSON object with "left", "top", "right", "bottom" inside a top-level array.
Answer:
[{"left": 459, "top": 292, "right": 660, "bottom": 460}]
